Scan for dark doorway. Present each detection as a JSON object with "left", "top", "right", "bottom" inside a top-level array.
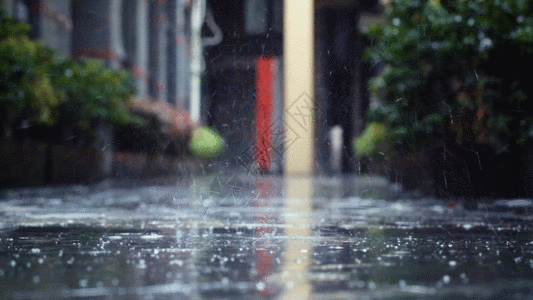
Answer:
[
  {"left": 207, "top": 69, "right": 256, "bottom": 167},
  {"left": 323, "top": 8, "right": 359, "bottom": 173}
]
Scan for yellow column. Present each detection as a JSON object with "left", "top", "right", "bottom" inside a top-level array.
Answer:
[{"left": 283, "top": 0, "right": 314, "bottom": 175}]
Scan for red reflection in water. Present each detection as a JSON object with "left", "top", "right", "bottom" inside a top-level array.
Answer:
[{"left": 254, "top": 176, "right": 276, "bottom": 297}]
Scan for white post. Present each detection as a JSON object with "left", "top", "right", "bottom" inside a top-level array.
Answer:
[{"left": 189, "top": 0, "right": 206, "bottom": 124}]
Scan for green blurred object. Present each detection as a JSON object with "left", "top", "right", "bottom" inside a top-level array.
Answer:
[
  {"left": 188, "top": 127, "right": 226, "bottom": 159},
  {"left": 353, "top": 122, "right": 388, "bottom": 159}
]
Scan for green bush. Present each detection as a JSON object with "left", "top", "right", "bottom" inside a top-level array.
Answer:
[
  {"left": 0, "top": 10, "right": 62, "bottom": 128},
  {"left": 356, "top": 0, "right": 533, "bottom": 158},
  {"left": 0, "top": 8, "right": 141, "bottom": 143},
  {"left": 50, "top": 58, "right": 142, "bottom": 136}
]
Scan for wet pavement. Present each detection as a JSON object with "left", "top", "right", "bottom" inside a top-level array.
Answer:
[{"left": 1, "top": 173, "right": 533, "bottom": 299}]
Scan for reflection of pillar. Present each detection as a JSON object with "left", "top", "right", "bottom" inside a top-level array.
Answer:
[
  {"left": 254, "top": 177, "right": 276, "bottom": 296},
  {"left": 280, "top": 176, "right": 313, "bottom": 299}
]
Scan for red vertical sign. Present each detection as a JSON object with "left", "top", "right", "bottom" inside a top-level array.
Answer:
[{"left": 255, "top": 57, "right": 273, "bottom": 171}]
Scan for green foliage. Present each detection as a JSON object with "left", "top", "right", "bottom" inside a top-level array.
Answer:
[
  {"left": 353, "top": 122, "right": 389, "bottom": 160},
  {"left": 359, "top": 0, "right": 533, "bottom": 156},
  {"left": 49, "top": 58, "right": 141, "bottom": 134},
  {"left": 0, "top": 12, "right": 61, "bottom": 126},
  {"left": 188, "top": 127, "right": 226, "bottom": 159},
  {"left": 0, "top": 8, "right": 141, "bottom": 142}
]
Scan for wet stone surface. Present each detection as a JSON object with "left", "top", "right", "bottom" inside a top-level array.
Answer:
[{"left": 1, "top": 174, "right": 533, "bottom": 299}]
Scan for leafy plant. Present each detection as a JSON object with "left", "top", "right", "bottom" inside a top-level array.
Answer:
[
  {"left": 355, "top": 0, "right": 533, "bottom": 158},
  {"left": 0, "top": 10, "right": 62, "bottom": 129},
  {"left": 49, "top": 58, "right": 142, "bottom": 137}
]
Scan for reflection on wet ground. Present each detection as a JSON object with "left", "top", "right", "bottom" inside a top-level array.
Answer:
[{"left": 1, "top": 174, "right": 533, "bottom": 299}]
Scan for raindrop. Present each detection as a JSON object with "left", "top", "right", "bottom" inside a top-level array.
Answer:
[
  {"left": 392, "top": 18, "right": 401, "bottom": 26},
  {"left": 79, "top": 278, "right": 88, "bottom": 288},
  {"left": 33, "top": 275, "right": 40, "bottom": 284},
  {"left": 10, "top": 260, "right": 16, "bottom": 267},
  {"left": 468, "top": 18, "right": 475, "bottom": 26},
  {"left": 460, "top": 273, "right": 469, "bottom": 284},
  {"left": 399, "top": 280, "right": 407, "bottom": 289},
  {"left": 443, "top": 275, "right": 451, "bottom": 284},
  {"left": 256, "top": 281, "right": 266, "bottom": 291},
  {"left": 222, "top": 277, "right": 230, "bottom": 285},
  {"left": 449, "top": 260, "right": 457, "bottom": 267}
]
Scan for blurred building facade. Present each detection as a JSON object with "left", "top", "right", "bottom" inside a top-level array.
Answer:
[
  {"left": 1, "top": 0, "right": 192, "bottom": 110},
  {"left": 204, "top": 0, "right": 383, "bottom": 174},
  {"left": 1, "top": 0, "right": 384, "bottom": 175}
]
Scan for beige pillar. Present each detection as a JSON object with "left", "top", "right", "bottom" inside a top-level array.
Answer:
[{"left": 283, "top": 0, "right": 315, "bottom": 175}]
